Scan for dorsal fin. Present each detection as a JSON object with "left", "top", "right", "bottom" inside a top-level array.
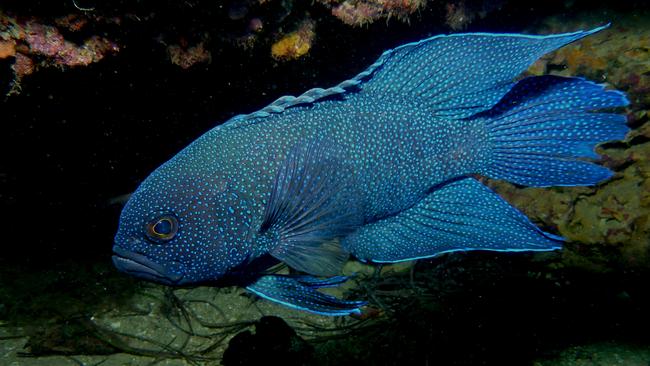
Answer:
[
  {"left": 222, "top": 25, "right": 609, "bottom": 128},
  {"left": 222, "top": 80, "right": 365, "bottom": 129},
  {"left": 360, "top": 25, "right": 609, "bottom": 118}
]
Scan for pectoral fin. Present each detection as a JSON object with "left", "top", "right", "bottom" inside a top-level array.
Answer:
[{"left": 259, "top": 141, "right": 363, "bottom": 276}]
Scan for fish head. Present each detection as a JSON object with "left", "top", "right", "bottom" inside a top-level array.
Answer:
[{"left": 112, "top": 163, "right": 254, "bottom": 285}]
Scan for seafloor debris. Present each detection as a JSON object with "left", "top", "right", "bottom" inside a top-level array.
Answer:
[
  {"left": 0, "top": 11, "right": 119, "bottom": 94},
  {"left": 271, "top": 18, "right": 315, "bottom": 61}
]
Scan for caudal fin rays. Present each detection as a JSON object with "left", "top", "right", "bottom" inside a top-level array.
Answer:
[{"left": 477, "top": 75, "right": 629, "bottom": 187}]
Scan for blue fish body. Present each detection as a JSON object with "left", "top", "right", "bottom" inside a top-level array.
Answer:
[{"left": 113, "top": 25, "right": 628, "bottom": 315}]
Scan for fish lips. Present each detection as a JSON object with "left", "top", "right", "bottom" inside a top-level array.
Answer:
[{"left": 112, "top": 246, "right": 186, "bottom": 285}]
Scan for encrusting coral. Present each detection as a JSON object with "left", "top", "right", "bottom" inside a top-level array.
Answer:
[{"left": 271, "top": 18, "right": 315, "bottom": 61}]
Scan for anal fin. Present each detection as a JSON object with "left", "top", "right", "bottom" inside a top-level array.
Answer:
[
  {"left": 246, "top": 275, "right": 366, "bottom": 316},
  {"left": 343, "top": 177, "right": 563, "bottom": 263}
]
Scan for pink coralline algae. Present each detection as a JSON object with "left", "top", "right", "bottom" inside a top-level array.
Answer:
[
  {"left": 0, "top": 11, "right": 119, "bottom": 93},
  {"left": 12, "top": 52, "right": 34, "bottom": 77},
  {"left": 23, "top": 23, "right": 119, "bottom": 67},
  {"left": 328, "top": 0, "right": 426, "bottom": 27}
]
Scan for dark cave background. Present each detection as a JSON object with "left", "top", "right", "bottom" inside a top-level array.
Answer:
[{"left": 1, "top": 0, "right": 648, "bottom": 364}]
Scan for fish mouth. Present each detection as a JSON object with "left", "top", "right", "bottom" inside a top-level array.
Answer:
[{"left": 112, "top": 246, "right": 185, "bottom": 285}]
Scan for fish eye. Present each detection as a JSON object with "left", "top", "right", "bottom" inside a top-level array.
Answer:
[{"left": 145, "top": 214, "right": 178, "bottom": 243}]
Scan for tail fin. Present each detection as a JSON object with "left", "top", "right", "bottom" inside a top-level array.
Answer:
[{"left": 477, "top": 75, "right": 629, "bottom": 187}]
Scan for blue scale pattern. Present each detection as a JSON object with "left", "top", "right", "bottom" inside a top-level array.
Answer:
[{"left": 113, "top": 25, "right": 628, "bottom": 315}]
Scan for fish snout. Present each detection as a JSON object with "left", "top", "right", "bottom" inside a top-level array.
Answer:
[{"left": 112, "top": 246, "right": 186, "bottom": 285}]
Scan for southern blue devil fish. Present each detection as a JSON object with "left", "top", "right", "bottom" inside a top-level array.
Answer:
[{"left": 113, "top": 25, "right": 629, "bottom": 316}]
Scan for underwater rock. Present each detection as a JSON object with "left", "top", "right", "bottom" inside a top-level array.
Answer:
[
  {"left": 222, "top": 316, "right": 313, "bottom": 366},
  {"left": 0, "top": 39, "right": 16, "bottom": 58},
  {"left": 24, "top": 318, "right": 118, "bottom": 356},
  {"left": 529, "top": 18, "right": 650, "bottom": 110},
  {"left": 11, "top": 52, "right": 34, "bottom": 78}
]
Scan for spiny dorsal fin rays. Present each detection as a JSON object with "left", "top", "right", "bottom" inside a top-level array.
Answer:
[
  {"left": 221, "top": 25, "right": 610, "bottom": 129},
  {"left": 224, "top": 83, "right": 358, "bottom": 129},
  {"left": 259, "top": 140, "right": 363, "bottom": 277},
  {"left": 476, "top": 75, "right": 629, "bottom": 187}
]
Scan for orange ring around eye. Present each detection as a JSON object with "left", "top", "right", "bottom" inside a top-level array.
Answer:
[{"left": 146, "top": 215, "right": 178, "bottom": 242}]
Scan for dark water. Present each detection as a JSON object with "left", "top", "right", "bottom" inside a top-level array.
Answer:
[{"left": 1, "top": 0, "right": 649, "bottom": 365}]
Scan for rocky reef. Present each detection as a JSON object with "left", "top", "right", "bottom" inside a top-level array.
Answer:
[{"left": 0, "top": 0, "right": 515, "bottom": 96}]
